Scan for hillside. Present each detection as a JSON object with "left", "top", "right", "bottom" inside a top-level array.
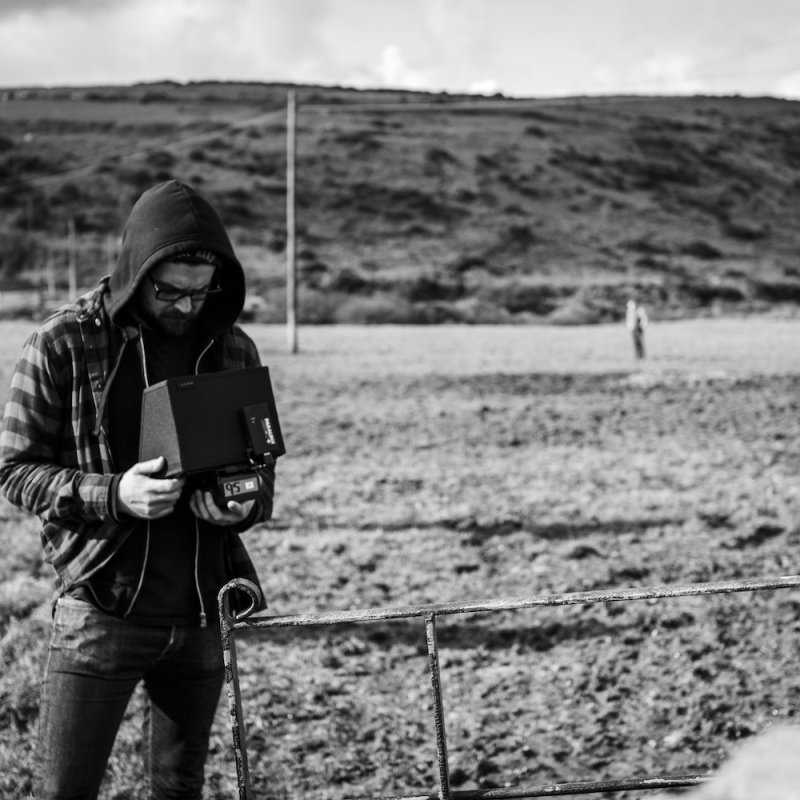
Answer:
[{"left": 2, "top": 81, "right": 800, "bottom": 323}]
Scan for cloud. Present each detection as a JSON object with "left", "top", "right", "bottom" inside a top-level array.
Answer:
[
  {"left": 2, "top": 0, "right": 797, "bottom": 98},
  {"left": 468, "top": 78, "right": 500, "bottom": 96},
  {"left": 376, "top": 45, "right": 430, "bottom": 90},
  {"left": 0, "top": 0, "right": 111, "bottom": 16},
  {"left": 0, "top": 0, "right": 336, "bottom": 86},
  {"left": 587, "top": 51, "right": 705, "bottom": 96},
  {"left": 424, "top": 0, "right": 488, "bottom": 54},
  {"left": 774, "top": 71, "right": 800, "bottom": 99},
  {"left": 634, "top": 52, "right": 704, "bottom": 94}
]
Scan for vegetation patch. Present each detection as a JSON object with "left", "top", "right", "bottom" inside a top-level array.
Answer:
[{"left": 2, "top": 85, "right": 800, "bottom": 324}]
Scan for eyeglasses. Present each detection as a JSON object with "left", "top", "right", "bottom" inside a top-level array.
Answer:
[{"left": 147, "top": 272, "right": 222, "bottom": 303}]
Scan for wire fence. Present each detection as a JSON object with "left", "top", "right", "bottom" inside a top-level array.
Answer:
[{"left": 217, "top": 573, "right": 800, "bottom": 800}]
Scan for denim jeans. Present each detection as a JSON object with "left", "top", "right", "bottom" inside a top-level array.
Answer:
[{"left": 37, "top": 596, "right": 225, "bottom": 800}]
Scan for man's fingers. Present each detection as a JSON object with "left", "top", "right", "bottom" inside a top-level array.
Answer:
[
  {"left": 189, "top": 490, "right": 251, "bottom": 525},
  {"left": 133, "top": 456, "right": 166, "bottom": 475},
  {"left": 147, "top": 477, "right": 184, "bottom": 495}
]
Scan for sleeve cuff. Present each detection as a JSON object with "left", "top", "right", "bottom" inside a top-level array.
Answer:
[{"left": 107, "top": 473, "right": 124, "bottom": 522}]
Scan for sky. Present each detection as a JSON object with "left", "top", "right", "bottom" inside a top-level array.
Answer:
[{"left": 2, "top": 0, "right": 800, "bottom": 99}]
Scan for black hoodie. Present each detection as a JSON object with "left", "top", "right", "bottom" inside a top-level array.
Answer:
[
  {"left": 106, "top": 179, "right": 246, "bottom": 333},
  {"left": 76, "top": 180, "right": 265, "bottom": 625}
]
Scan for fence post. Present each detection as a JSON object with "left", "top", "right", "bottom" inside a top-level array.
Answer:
[
  {"left": 218, "top": 580, "right": 263, "bottom": 800},
  {"left": 425, "top": 612, "right": 451, "bottom": 800},
  {"left": 286, "top": 90, "right": 298, "bottom": 354},
  {"left": 67, "top": 218, "right": 77, "bottom": 300}
]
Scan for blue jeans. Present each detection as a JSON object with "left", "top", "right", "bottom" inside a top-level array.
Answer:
[{"left": 37, "top": 596, "right": 225, "bottom": 799}]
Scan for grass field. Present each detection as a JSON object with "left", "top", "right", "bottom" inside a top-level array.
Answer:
[{"left": 0, "top": 318, "right": 799, "bottom": 799}]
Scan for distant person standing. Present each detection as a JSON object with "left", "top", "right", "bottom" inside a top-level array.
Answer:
[{"left": 625, "top": 298, "right": 648, "bottom": 360}]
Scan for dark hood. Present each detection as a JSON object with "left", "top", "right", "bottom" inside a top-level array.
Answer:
[{"left": 106, "top": 180, "right": 245, "bottom": 333}]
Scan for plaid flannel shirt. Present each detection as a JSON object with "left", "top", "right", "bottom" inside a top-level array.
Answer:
[{"left": 0, "top": 280, "right": 272, "bottom": 607}]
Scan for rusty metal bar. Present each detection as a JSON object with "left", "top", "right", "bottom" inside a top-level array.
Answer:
[
  {"left": 225, "top": 574, "right": 800, "bottom": 630},
  {"left": 348, "top": 773, "right": 709, "bottom": 799},
  {"left": 425, "top": 612, "right": 451, "bottom": 800},
  {"left": 218, "top": 579, "right": 263, "bottom": 800},
  {"left": 218, "top": 573, "right": 800, "bottom": 799}
]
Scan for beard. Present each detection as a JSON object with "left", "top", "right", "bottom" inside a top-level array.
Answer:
[{"left": 140, "top": 307, "right": 199, "bottom": 338}]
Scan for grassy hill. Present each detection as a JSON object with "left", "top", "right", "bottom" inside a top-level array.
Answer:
[{"left": 2, "top": 81, "right": 800, "bottom": 323}]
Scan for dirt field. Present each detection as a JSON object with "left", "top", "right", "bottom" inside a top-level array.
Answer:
[{"left": 1, "top": 319, "right": 799, "bottom": 799}]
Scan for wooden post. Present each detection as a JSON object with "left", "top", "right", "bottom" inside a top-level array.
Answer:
[
  {"left": 67, "top": 219, "right": 77, "bottom": 300},
  {"left": 46, "top": 251, "right": 55, "bottom": 298},
  {"left": 107, "top": 233, "right": 115, "bottom": 275},
  {"left": 286, "top": 90, "right": 298, "bottom": 354}
]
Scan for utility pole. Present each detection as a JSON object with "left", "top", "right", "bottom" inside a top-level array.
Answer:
[
  {"left": 286, "top": 90, "right": 298, "bottom": 354},
  {"left": 107, "top": 233, "right": 115, "bottom": 275},
  {"left": 67, "top": 219, "right": 77, "bottom": 300},
  {"left": 46, "top": 252, "right": 55, "bottom": 298}
]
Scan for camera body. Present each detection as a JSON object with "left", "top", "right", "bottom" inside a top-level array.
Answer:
[{"left": 139, "top": 366, "right": 285, "bottom": 506}]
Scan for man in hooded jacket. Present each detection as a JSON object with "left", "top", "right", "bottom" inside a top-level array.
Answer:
[{"left": 0, "top": 180, "right": 275, "bottom": 799}]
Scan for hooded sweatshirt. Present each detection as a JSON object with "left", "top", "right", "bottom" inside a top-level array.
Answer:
[
  {"left": 0, "top": 180, "right": 273, "bottom": 621},
  {"left": 87, "top": 181, "right": 253, "bottom": 624},
  {"left": 105, "top": 179, "right": 246, "bottom": 332}
]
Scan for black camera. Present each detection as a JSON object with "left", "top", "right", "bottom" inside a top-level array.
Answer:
[{"left": 138, "top": 366, "right": 285, "bottom": 506}]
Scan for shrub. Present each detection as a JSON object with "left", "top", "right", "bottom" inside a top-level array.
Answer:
[
  {"left": 724, "top": 220, "right": 769, "bottom": 241},
  {"left": 686, "top": 280, "right": 747, "bottom": 306},
  {"left": 215, "top": 188, "right": 258, "bottom": 225},
  {"left": 448, "top": 254, "right": 487, "bottom": 274},
  {"left": 447, "top": 296, "right": 513, "bottom": 323},
  {"left": 333, "top": 130, "right": 381, "bottom": 153},
  {"left": 0, "top": 152, "right": 51, "bottom": 181},
  {"left": 50, "top": 181, "right": 86, "bottom": 205},
  {"left": 332, "top": 293, "right": 419, "bottom": 324},
  {"left": 546, "top": 292, "right": 604, "bottom": 325},
  {"left": 0, "top": 231, "right": 41, "bottom": 279},
  {"left": 486, "top": 282, "right": 569, "bottom": 315},
  {"left": 146, "top": 150, "right": 177, "bottom": 170},
  {"left": 299, "top": 258, "right": 329, "bottom": 289},
  {"left": 118, "top": 165, "right": 155, "bottom": 190},
  {"left": 403, "top": 275, "right": 464, "bottom": 303},
  {"left": 752, "top": 279, "right": 800, "bottom": 303},
  {"left": 73, "top": 205, "right": 121, "bottom": 233},
  {"left": 138, "top": 90, "right": 174, "bottom": 103},
  {"left": 613, "top": 156, "right": 700, "bottom": 188},
  {"left": 525, "top": 125, "right": 548, "bottom": 137},
  {"left": 622, "top": 236, "right": 671, "bottom": 255},
  {"left": 681, "top": 240, "right": 722, "bottom": 259},
  {"left": 327, "top": 268, "right": 372, "bottom": 294},
  {"left": 298, "top": 287, "right": 346, "bottom": 324},
  {"left": 424, "top": 146, "right": 460, "bottom": 172}
]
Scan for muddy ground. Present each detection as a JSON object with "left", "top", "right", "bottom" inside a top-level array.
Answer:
[{"left": 1, "top": 322, "right": 799, "bottom": 799}]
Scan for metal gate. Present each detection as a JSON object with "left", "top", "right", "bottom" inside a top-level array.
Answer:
[{"left": 218, "top": 574, "right": 800, "bottom": 800}]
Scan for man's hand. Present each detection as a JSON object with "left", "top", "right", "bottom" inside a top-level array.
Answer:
[
  {"left": 117, "top": 457, "right": 185, "bottom": 519},
  {"left": 189, "top": 489, "right": 255, "bottom": 526}
]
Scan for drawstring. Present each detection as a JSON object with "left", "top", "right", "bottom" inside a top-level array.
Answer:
[
  {"left": 194, "top": 518, "right": 207, "bottom": 628},
  {"left": 138, "top": 325, "right": 150, "bottom": 388},
  {"left": 194, "top": 338, "right": 214, "bottom": 374},
  {"left": 125, "top": 520, "right": 151, "bottom": 618}
]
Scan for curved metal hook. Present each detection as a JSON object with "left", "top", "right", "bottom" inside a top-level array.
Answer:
[{"left": 218, "top": 578, "right": 263, "bottom": 622}]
